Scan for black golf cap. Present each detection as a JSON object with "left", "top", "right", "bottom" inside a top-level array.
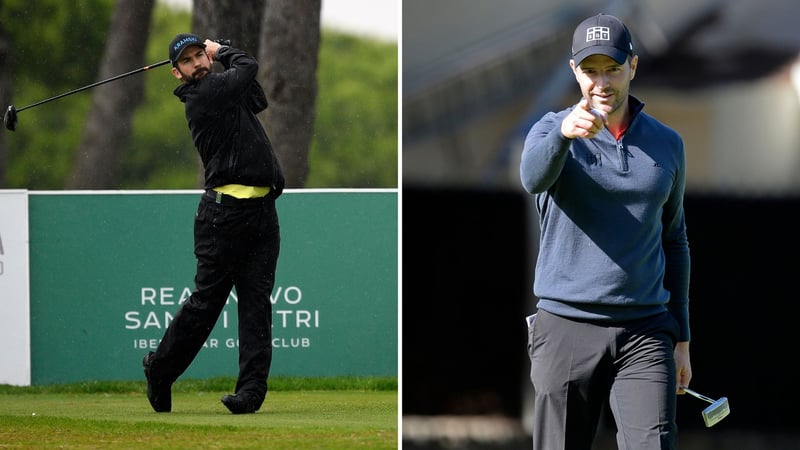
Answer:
[
  {"left": 571, "top": 14, "right": 633, "bottom": 66},
  {"left": 169, "top": 33, "right": 205, "bottom": 66}
]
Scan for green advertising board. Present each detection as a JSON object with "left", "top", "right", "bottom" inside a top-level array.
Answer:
[{"left": 27, "top": 190, "right": 397, "bottom": 385}]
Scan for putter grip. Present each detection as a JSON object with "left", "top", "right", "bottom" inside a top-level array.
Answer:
[{"left": 214, "top": 39, "right": 231, "bottom": 46}]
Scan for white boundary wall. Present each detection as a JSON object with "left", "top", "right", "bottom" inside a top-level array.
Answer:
[{"left": 0, "top": 190, "right": 31, "bottom": 386}]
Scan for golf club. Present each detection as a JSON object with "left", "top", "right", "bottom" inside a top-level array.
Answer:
[
  {"left": 3, "top": 39, "right": 231, "bottom": 132},
  {"left": 681, "top": 386, "right": 730, "bottom": 427},
  {"left": 3, "top": 59, "right": 170, "bottom": 132}
]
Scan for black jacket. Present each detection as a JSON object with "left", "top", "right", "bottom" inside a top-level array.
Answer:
[{"left": 174, "top": 46, "right": 284, "bottom": 197}]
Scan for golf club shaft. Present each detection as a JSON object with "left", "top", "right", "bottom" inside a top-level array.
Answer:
[
  {"left": 15, "top": 59, "right": 171, "bottom": 113},
  {"left": 682, "top": 387, "right": 716, "bottom": 404}
]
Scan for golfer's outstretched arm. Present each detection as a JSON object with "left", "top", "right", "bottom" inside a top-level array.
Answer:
[{"left": 520, "top": 112, "right": 571, "bottom": 194}]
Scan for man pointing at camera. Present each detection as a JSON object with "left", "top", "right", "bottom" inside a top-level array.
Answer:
[
  {"left": 142, "top": 33, "right": 285, "bottom": 415},
  {"left": 521, "top": 14, "right": 693, "bottom": 449}
]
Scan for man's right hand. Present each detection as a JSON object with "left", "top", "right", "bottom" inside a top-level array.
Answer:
[
  {"left": 204, "top": 39, "right": 222, "bottom": 60},
  {"left": 561, "top": 98, "right": 606, "bottom": 139}
]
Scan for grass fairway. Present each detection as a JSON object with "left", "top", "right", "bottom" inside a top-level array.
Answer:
[{"left": 0, "top": 377, "right": 397, "bottom": 449}]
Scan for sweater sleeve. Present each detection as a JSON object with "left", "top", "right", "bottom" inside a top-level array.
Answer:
[
  {"left": 661, "top": 136, "right": 692, "bottom": 342},
  {"left": 520, "top": 110, "right": 572, "bottom": 194}
]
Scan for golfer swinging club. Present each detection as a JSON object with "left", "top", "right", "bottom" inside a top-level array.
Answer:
[
  {"left": 521, "top": 14, "right": 693, "bottom": 449},
  {"left": 142, "top": 33, "right": 285, "bottom": 414}
]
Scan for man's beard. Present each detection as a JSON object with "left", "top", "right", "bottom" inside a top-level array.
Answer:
[{"left": 182, "top": 67, "right": 209, "bottom": 84}]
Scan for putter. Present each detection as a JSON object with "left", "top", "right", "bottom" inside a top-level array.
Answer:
[
  {"left": 3, "top": 39, "right": 231, "bottom": 132},
  {"left": 682, "top": 386, "right": 730, "bottom": 427}
]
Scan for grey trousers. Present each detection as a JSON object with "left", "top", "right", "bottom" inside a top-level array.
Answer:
[{"left": 527, "top": 309, "right": 679, "bottom": 450}]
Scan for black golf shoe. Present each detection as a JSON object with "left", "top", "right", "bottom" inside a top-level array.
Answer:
[
  {"left": 142, "top": 352, "right": 172, "bottom": 413},
  {"left": 221, "top": 393, "right": 260, "bottom": 414}
]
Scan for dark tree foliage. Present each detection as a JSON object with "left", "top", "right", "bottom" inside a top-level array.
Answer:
[
  {"left": 0, "top": 0, "right": 115, "bottom": 187},
  {"left": 0, "top": 0, "right": 10, "bottom": 186}
]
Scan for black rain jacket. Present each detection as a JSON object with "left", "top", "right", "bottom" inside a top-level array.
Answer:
[{"left": 173, "top": 46, "right": 285, "bottom": 197}]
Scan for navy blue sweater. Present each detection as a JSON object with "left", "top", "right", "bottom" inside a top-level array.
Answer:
[{"left": 520, "top": 96, "right": 691, "bottom": 342}]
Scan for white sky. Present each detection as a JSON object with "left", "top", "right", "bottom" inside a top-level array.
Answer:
[{"left": 158, "top": 0, "right": 398, "bottom": 42}]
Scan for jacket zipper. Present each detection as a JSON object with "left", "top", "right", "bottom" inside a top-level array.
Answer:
[{"left": 616, "top": 140, "right": 629, "bottom": 172}]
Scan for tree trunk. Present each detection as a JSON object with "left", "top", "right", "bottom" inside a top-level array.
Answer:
[
  {"left": 259, "top": 0, "right": 320, "bottom": 188},
  {"left": 193, "top": 0, "right": 265, "bottom": 57},
  {"left": 66, "top": 0, "right": 155, "bottom": 188}
]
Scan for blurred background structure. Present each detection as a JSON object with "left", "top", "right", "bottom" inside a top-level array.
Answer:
[{"left": 402, "top": 0, "right": 800, "bottom": 448}]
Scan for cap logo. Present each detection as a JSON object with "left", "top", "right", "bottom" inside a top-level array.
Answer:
[
  {"left": 173, "top": 36, "right": 199, "bottom": 53},
  {"left": 586, "top": 26, "right": 611, "bottom": 42}
]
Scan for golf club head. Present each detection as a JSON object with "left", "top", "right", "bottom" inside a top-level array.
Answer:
[
  {"left": 4, "top": 105, "right": 17, "bottom": 131},
  {"left": 701, "top": 396, "right": 730, "bottom": 427}
]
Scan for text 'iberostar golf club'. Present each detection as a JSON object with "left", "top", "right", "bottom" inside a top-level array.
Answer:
[{"left": 126, "top": 285, "right": 319, "bottom": 350}]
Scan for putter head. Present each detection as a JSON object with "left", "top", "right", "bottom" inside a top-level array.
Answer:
[
  {"left": 701, "top": 397, "right": 730, "bottom": 427},
  {"left": 4, "top": 105, "right": 17, "bottom": 131}
]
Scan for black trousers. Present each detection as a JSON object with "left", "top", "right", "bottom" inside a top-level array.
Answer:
[{"left": 152, "top": 192, "right": 280, "bottom": 407}]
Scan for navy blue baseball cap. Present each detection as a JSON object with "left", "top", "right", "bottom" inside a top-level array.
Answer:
[
  {"left": 169, "top": 33, "right": 205, "bottom": 66},
  {"left": 571, "top": 14, "right": 633, "bottom": 66}
]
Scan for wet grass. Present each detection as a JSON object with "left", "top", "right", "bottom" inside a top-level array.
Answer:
[{"left": 0, "top": 376, "right": 397, "bottom": 449}]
